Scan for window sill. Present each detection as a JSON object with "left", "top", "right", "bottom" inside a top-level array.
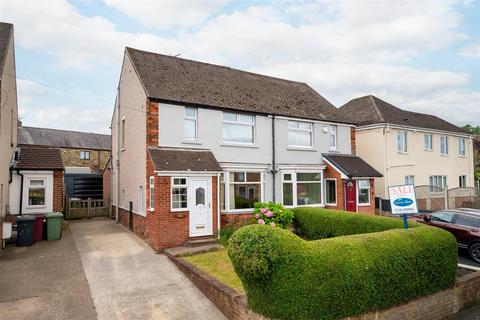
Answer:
[
  {"left": 182, "top": 140, "right": 202, "bottom": 145},
  {"left": 424, "top": 148, "right": 433, "bottom": 152},
  {"left": 26, "top": 205, "right": 46, "bottom": 209},
  {"left": 440, "top": 154, "right": 449, "bottom": 157},
  {"left": 458, "top": 155, "right": 467, "bottom": 158},
  {"left": 397, "top": 151, "right": 408, "bottom": 155},
  {"left": 220, "top": 143, "right": 258, "bottom": 149},
  {"left": 358, "top": 203, "right": 371, "bottom": 206},
  {"left": 171, "top": 209, "right": 189, "bottom": 213},
  {"left": 222, "top": 209, "right": 254, "bottom": 214},
  {"left": 121, "top": 148, "right": 126, "bottom": 152},
  {"left": 325, "top": 202, "right": 337, "bottom": 206},
  {"left": 287, "top": 147, "right": 317, "bottom": 152},
  {"left": 148, "top": 208, "right": 154, "bottom": 212}
]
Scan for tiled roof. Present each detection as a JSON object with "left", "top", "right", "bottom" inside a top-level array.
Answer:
[
  {"left": 148, "top": 147, "right": 221, "bottom": 172},
  {"left": 19, "top": 126, "right": 111, "bottom": 150},
  {"left": 14, "top": 145, "right": 64, "bottom": 170},
  {"left": 339, "top": 95, "right": 465, "bottom": 134},
  {"left": 0, "top": 22, "right": 13, "bottom": 78},
  {"left": 126, "top": 47, "right": 351, "bottom": 124},
  {"left": 323, "top": 153, "right": 382, "bottom": 178}
]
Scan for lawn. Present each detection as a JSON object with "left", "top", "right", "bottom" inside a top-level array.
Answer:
[{"left": 183, "top": 249, "right": 244, "bottom": 293}]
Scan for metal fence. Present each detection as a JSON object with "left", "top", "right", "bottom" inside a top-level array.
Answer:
[{"left": 66, "top": 198, "right": 109, "bottom": 219}]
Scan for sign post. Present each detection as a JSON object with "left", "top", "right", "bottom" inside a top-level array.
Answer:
[{"left": 388, "top": 184, "right": 418, "bottom": 229}]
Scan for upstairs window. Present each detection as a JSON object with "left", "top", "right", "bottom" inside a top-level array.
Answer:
[
  {"left": 397, "top": 130, "right": 407, "bottom": 153},
  {"left": 329, "top": 125, "right": 337, "bottom": 150},
  {"left": 288, "top": 121, "right": 313, "bottom": 147},
  {"left": 424, "top": 133, "right": 433, "bottom": 150},
  {"left": 184, "top": 107, "right": 197, "bottom": 140},
  {"left": 121, "top": 116, "right": 126, "bottom": 150},
  {"left": 222, "top": 112, "right": 254, "bottom": 144},
  {"left": 80, "top": 151, "right": 90, "bottom": 160},
  {"left": 440, "top": 136, "right": 448, "bottom": 155},
  {"left": 458, "top": 138, "right": 466, "bottom": 156}
]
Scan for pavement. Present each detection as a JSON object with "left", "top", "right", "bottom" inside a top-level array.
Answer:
[
  {"left": 69, "top": 218, "right": 225, "bottom": 320},
  {"left": 0, "top": 227, "right": 97, "bottom": 320}
]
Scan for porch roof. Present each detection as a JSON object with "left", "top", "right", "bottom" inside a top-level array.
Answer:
[
  {"left": 148, "top": 147, "right": 222, "bottom": 172},
  {"left": 13, "top": 145, "right": 64, "bottom": 171},
  {"left": 322, "top": 154, "right": 382, "bottom": 178}
]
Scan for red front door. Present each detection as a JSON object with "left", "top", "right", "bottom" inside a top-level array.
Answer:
[{"left": 345, "top": 181, "right": 357, "bottom": 212}]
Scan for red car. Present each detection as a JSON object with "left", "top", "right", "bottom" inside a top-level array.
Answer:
[{"left": 413, "top": 208, "right": 480, "bottom": 263}]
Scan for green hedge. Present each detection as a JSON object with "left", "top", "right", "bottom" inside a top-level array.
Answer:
[{"left": 228, "top": 208, "right": 457, "bottom": 320}]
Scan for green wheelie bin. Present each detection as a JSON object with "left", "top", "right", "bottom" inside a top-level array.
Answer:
[{"left": 45, "top": 212, "right": 63, "bottom": 240}]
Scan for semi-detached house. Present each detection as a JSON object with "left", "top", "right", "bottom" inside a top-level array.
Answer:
[{"left": 111, "top": 47, "right": 381, "bottom": 251}]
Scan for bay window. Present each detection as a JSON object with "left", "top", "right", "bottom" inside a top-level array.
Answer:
[
  {"left": 288, "top": 121, "right": 313, "bottom": 147},
  {"left": 222, "top": 112, "right": 254, "bottom": 144},
  {"left": 282, "top": 172, "right": 323, "bottom": 206},
  {"left": 357, "top": 180, "right": 370, "bottom": 205},
  {"left": 171, "top": 178, "right": 188, "bottom": 211},
  {"left": 227, "top": 172, "right": 261, "bottom": 210},
  {"left": 28, "top": 179, "right": 45, "bottom": 206}
]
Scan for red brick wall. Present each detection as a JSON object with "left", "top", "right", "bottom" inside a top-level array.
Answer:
[
  {"left": 351, "top": 127, "right": 356, "bottom": 155},
  {"left": 357, "top": 178, "right": 375, "bottom": 214},
  {"left": 146, "top": 99, "right": 158, "bottom": 147},
  {"left": 324, "top": 165, "right": 345, "bottom": 211},
  {"left": 221, "top": 213, "right": 254, "bottom": 228},
  {"left": 103, "top": 164, "right": 110, "bottom": 202},
  {"left": 53, "top": 170, "right": 64, "bottom": 212}
]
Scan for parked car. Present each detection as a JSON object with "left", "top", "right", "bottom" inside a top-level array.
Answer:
[{"left": 412, "top": 209, "right": 480, "bottom": 263}]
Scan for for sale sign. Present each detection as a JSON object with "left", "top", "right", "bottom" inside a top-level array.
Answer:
[{"left": 388, "top": 184, "right": 418, "bottom": 215}]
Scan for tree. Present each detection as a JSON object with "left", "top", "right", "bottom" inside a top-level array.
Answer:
[{"left": 463, "top": 125, "right": 480, "bottom": 135}]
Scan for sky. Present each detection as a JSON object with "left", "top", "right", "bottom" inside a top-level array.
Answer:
[{"left": 0, "top": 0, "right": 479, "bottom": 134}]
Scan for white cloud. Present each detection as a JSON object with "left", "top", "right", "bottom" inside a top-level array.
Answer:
[
  {"left": 103, "top": 0, "right": 228, "bottom": 29},
  {"left": 459, "top": 41, "right": 480, "bottom": 58}
]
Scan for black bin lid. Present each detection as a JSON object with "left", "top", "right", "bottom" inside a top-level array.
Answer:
[{"left": 16, "top": 215, "right": 35, "bottom": 221}]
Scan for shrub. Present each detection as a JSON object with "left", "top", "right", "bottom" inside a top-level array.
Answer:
[
  {"left": 252, "top": 202, "right": 294, "bottom": 228},
  {"left": 218, "top": 218, "right": 256, "bottom": 246},
  {"left": 228, "top": 208, "right": 457, "bottom": 320}
]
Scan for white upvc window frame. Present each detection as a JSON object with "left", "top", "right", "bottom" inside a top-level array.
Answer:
[
  {"left": 287, "top": 120, "right": 313, "bottom": 148},
  {"left": 357, "top": 179, "right": 370, "bottom": 206},
  {"left": 138, "top": 185, "right": 144, "bottom": 215},
  {"left": 222, "top": 112, "right": 255, "bottom": 145},
  {"left": 223, "top": 171, "right": 264, "bottom": 212},
  {"left": 440, "top": 135, "right": 449, "bottom": 156},
  {"left": 149, "top": 176, "right": 155, "bottom": 211},
  {"left": 324, "top": 178, "right": 337, "bottom": 206},
  {"left": 397, "top": 130, "right": 407, "bottom": 153},
  {"left": 80, "top": 150, "right": 90, "bottom": 160},
  {"left": 459, "top": 175, "right": 467, "bottom": 188},
  {"left": 27, "top": 178, "right": 46, "bottom": 208},
  {"left": 171, "top": 177, "right": 188, "bottom": 212},
  {"left": 329, "top": 125, "right": 337, "bottom": 150},
  {"left": 121, "top": 116, "right": 126, "bottom": 151},
  {"left": 184, "top": 107, "right": 198, "bottom": 141},
  {"left": 424, "top": 133, "right": 433, "bottom": 151},
  {"left": 281, "top": 171, "right": 324, "bottom": 208},
  {"left": 429, "top": 175, "right": 447, "bottom": 192},
  {"left": 404, "top": 175, "right": 415, "bottom": 185},
  {"left": 458, "top": 138, "right": 466, "bottom": 156}
]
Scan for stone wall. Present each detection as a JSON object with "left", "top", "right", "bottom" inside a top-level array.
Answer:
[{"left": 60, "top": 148, "right": 110, "bottom": 173}]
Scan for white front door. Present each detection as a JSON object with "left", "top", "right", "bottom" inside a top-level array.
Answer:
[{"left": 189, "top": 178, "right": 212, "bottom": 237}]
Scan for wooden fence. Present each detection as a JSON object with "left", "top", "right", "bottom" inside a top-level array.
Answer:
[{"left": 66, "top": 198, "right": 109, "bottom": 219}]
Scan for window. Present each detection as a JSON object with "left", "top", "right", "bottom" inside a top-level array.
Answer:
[
  {"left": 455, "top": 214, "right": 480, "bottom": 228},
  {"left": 357, "top": 180, "right": 370, "bottom": 205},
  {"left": 459, "top": 175, "right": 467, "bottom": 188},
  {"left": 80, "top": 151, "right": 90, "bottom": 160},
  {"left": 429, "top": 175, "right": 447, "bottom": 192},
  {"left": 184, "top": 107, "right": 197, "bottom": 140},
  {"left": 28, "top": 179, "right": 45, "bottom": 206},
  {"left": 288, "top": 121, "right": 313, "bottom": 147},
  {"left": 405, "top": 175, "right": 415, "bottom": 185},
  {"left": 329, "top": 125, "right": 337, "bottom": 149},
  {"left": 430, "top": 211, "right": 455, "bottom": 223},
  {"left": 228, "top": 172, "right": 261, "bottom": 210},
  {"left": 121, "top": 117, "right": 126, "bottom": 149},
  {"left": 424, "top": 133, "right": 433, "bottom": 150},
  {"left": 171, "top": 178, "right": 188, "bottom": 211},
  {"left": 440, "top": 136, "right": 448, "bottom": 155},
  {"left": 458, "top": 138, "right": 466, "bottom": 156},
  {"left": 222, "top": 112, "right": 254, "bottom": 144},
  {"left": 282, "top": 172, "right": 323, "bottom": 206},
  {"left": 138, "top": 185, "right": 144, "bottom": 214},
  {"left": 397, "top": 130, "right": 407, "bottom": 153},
  {"left": 149, "top": 176, "right": 154, "bottom": 211},
  {"left": 325, "top": 179, "right": 337, "bottom": 205}
]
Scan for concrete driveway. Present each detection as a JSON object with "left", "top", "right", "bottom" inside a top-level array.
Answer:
[{"left": 69, "top": 219, "right": 225, "bottom": 320}]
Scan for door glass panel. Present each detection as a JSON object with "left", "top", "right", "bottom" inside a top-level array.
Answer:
[{"left": 196, "top": 187, "right": 205, "bottom": 206}]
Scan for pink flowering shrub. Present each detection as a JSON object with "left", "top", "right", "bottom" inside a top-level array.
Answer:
[{"left": 252, "top": 202, "right": 294, "bottom": 228}]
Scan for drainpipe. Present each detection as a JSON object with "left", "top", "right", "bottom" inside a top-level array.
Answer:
[
  {"left": 16, "top": 169, "right": 24, "bottom": 215},
  {"left": 115, "top": 89, "right": 120, "bottom": 224},
  {"left": 217, "top": 173, "right": 221, "bottom": 239},
  {"left": 271, "top": 115, "right": 276, "bottom": 202}
]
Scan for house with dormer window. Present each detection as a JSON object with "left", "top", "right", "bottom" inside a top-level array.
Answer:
[{"left": 110, "top": 47, "right": 381, "bottom": 251}]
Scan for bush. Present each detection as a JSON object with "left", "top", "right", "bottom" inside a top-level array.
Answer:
[
  {"left": 228, "top": 208, "right": 457, "bottom": 320},
  {"left": 252, "top": 202, "right": 294, "bottom": 228},
  {"left": 218, "top": 218, "right": 256, "bottom": 246}
]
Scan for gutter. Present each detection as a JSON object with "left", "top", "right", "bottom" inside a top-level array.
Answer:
[
  {"left": 115, "top": 91, "right": 120, "bottom": 224},
  {"left": 271, "top": 115, "right": 276, "bottom": 202},
  {"left": 217, "top": 173, "right": 221, "bottom": 239}
]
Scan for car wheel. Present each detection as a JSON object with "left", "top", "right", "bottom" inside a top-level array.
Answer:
[{"left": 468, "top": 243, "right": 480, "bottom": 264}]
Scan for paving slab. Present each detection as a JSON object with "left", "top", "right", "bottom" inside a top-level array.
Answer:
[
  {"left": 0, "top": 227, "right": 97, "bottom": 320},
  {"left": 69, "top": 218, "right": 226, "bottom": 320}
]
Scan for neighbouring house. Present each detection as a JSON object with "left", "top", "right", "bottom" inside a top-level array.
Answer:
[
  {"left": 9, "top": 145, "right": 64, "bottom": 217},
  {"left": 18, "top": 126, "right": 111, "bottom": 199},
  {"left": 110, "top": 47, "right": 381, "bottom": 251},
  {"left": 0, "top": 22, "right": 18, "bottom": 248},
  {"left": 339, "top": 95, "right": 475, "bottom": 210},
  {"left": 474, "top": 136, "right": 480, "bottom": 171}
]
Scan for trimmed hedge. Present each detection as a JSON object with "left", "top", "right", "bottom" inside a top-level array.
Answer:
[{"left": 228, "top": 208, "right": 457, "bottom": 320}]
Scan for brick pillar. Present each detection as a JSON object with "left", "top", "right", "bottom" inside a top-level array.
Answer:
[
  {"left": 53, "top": 170, "right": 64, "bottom": 212},
  {"left": 351, "top": 127, "right": 356, "bottom": 155}
]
